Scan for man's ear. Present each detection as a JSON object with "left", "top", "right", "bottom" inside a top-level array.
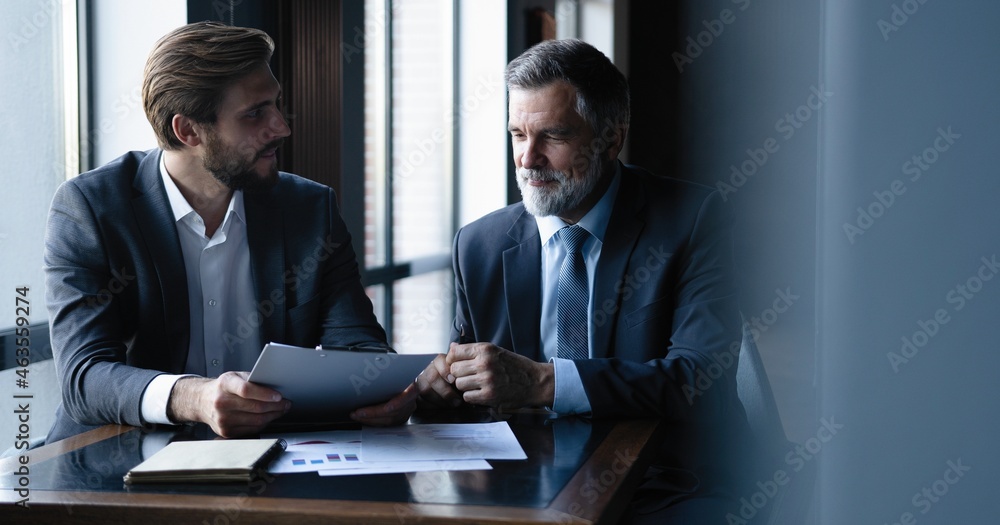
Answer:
[
  {"left": 604, "top": 124, "right": 628, "bottom": 161},
  {"left": 171, "top": 114, "right": 204, "bottom": 148}
]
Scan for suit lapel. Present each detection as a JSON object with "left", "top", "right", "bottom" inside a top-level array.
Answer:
[
  {"left": 244, "top": 189, "right": 285, "bottom": 349},
  {"left": 503, "top": 207, "right": 543, "bottom": 361},
  {"left": 592, "top": 166, "right": 646, "bottom": 358},
  {"left": 131, "top": 150, "right": 190, "bottom": 370}
]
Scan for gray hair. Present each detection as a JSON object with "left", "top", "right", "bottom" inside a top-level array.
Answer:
[{"left": 504, "top": 39, "right": 630, "bottom": 141}]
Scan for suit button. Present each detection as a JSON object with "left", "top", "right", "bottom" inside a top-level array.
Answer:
[{"left": 212, "top": 359, "right": 220, "bottom": 366}]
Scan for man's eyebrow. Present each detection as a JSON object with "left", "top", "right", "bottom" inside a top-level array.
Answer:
[
  {"left": 542, "top": 126, "right": 575, "bottom": 137},
  {"left": 242, "top": 100, "right": 272, "bottom": 113},
  {"left": 506, "top": 125, "right": 576, "bottom": 136},
  {"left": 241, "top": 90, "right": 282, "bottom": 114}
]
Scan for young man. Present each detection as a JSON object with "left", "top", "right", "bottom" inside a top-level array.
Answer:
[
  {"left": 44, "top": 22, "right": 414, "bottom": 442},
  {"left": 417, "top": 39, "right": 757, "bottom": 521}
]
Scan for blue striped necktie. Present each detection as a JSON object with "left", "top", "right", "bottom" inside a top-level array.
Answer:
[{"left": 557, "top": 225, "right": 590, "bottom": 361}]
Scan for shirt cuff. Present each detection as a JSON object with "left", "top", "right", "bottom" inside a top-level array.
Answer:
[
  {"left": 549, "top": 357, "right": 592, "bottom": 415},
  {"left": 140, "top": 374, "right": 196, "bottom": 425}
]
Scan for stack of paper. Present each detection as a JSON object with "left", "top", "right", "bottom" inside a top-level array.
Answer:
[{"left": 265, "top": 422, "right": 526, "bottom": 477}]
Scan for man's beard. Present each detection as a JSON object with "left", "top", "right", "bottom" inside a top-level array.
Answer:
[
  {"left": 516, "top": 151, "right": 603, "bottom": 218},
  {"left": 202, "top": 131, "right": 283, "bottom": 192}
]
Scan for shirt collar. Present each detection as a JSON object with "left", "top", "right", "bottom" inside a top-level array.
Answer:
[
  {"left": 535, "top": 161, "right": 622, "bottom": 246},
  {"left": 159, "top": 151, "right": 245, "bottom": 226}
]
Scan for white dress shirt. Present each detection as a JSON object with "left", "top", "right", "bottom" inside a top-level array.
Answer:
[
  {"left": 139, "top": 154, "right": 260, "bottom": 424},
  {"left": 535, "top": 165, "right": 621, "bottom": 415}
]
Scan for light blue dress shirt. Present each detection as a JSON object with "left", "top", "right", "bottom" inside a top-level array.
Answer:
[{"left": 535, "top": 165, "right": 622, "bottom": 415}]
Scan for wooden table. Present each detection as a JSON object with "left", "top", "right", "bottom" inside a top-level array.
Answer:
[{"left": 0, "top": 410, "right": 665, "bottom": 524}]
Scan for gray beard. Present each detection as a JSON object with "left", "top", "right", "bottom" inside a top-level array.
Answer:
[{"left": 516, "top": 155, "right": 603, "bottom": 218}]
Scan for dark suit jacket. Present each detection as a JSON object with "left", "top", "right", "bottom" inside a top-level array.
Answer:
[
  {"left": 452, "top": 163, "right": 752, "bottom": 486},
  {"left": 44, "top": 149, "right": 386, "bottom": 442}
]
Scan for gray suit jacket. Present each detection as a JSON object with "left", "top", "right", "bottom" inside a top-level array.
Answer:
[
  {"left": 44, "top": 149, "right": 385, "bottom": 442},
  {"left": 451, "top": 163, "right": 752, "bottom": 485}
]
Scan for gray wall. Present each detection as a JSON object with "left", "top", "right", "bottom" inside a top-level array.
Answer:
[
  {"left": 671, "top": 0, "right": 999, "bottom": 522},
  {"left": 818, "top": 1, "right": 1000, "bottom": 523},
  {"left": 661, "top": 0, "right": 821, "bottom": 453}
]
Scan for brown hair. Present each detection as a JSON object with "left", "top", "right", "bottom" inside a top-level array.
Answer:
[{"left": 142, "top": 21, "right": 275, "bottom": 150}]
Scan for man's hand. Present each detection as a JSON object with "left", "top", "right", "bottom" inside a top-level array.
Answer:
[
  {"left": 350, "top": 383, "right": 418, "bottom": 426},
  {"left": 416, "top": 354, "right": 465, "bottom": 407},
  {"left": 168, "top": 371, "right": 290, "bottom": 438},
  {"left": 446, "top": 342, "right": 555, "bottom": 409}
]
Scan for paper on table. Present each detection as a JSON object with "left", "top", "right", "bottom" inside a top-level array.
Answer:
[
  {"left": 360, "top": 422, "right": 527, "bottom": 462},
  {"left": 317, "top": 459, "right": 491, "bottom": 477},
  {"left": 269, "top": 443, "right": 492, "bottom": 475},
  {"left": 264, "top": 430, "right": 361, "bottom": 448},
  {"left": 263, "top": 430, "right": 361, "bottom": 474},
  {"left": 269, "top": 444, "right": 362, "bottom": 473}
]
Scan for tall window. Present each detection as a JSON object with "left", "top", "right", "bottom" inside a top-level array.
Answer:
[
  {"left": 1, "top": 1, "right": 79, "bottom": 332},
  {"left": 363, "top": 0, "right": 456, "bottom": 354},
  {"left": 0, "top": 0, "right": 80, "bottom": 446}
]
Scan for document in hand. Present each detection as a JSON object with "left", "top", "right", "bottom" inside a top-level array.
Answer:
[
  {"left": 123, "top": 439, "right": 285, "bottom": 484},
  {"left": 248, "top": 343, "right": 437, "bottom": 423}
]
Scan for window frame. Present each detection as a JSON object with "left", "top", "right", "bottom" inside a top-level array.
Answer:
[{"left": 343, "top": 0, "right": 461, "bottom": 344}]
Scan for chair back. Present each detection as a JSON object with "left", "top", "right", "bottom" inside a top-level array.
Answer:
[{"left": 735, "top": 321, "right": 788, "bottom": 446}]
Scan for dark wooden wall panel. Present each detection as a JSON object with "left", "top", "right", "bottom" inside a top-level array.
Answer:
[{"left": 278, "top": 0, "right": 343, "bottom": 193}]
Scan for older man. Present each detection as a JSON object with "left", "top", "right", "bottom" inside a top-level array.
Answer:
[{"left": 418, "top": 39, "right": 757, "bottom": 522}]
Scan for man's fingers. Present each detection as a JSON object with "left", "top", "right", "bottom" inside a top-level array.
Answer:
[
  {"left": 220, "top": 371, "right": 285, "bottom": 402},
  {"left": 462, "top": 389, "right": 491, "bottom": 407},
  {"left": 445, "top": 342, "right": 483, "bottom": 365},
  {"left": 452, "top": 373, "right": 481, "bottom": 393},
  {"left": 417, "top": 359, "right": 464, "bottom": 407},
  {"left": 209, "top": 403, "right": 289, "bottom": 438},
  {"left": 351, "top": 384, "right": 417, "bottom": 425},
  {"left": 213, "top": 392, "right": 291, "bottom": 416},
  {"left": 432, "top": 354, "right": 455, "bottom": 384}
]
